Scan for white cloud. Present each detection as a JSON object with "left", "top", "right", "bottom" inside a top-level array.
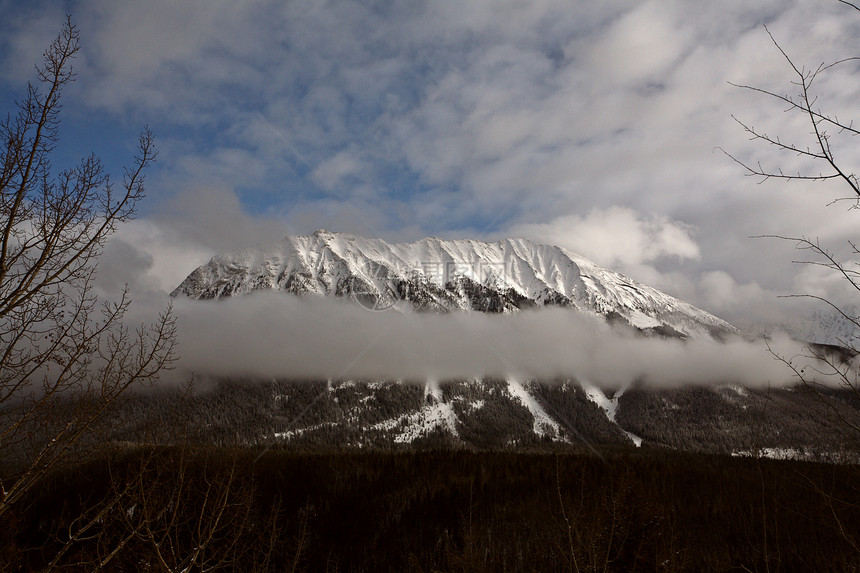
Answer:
[
  {"left": 793, "top": 257, "right": 860, "bottom": 310},
  {"left": 94, "top": 186, "right": 297, "bottom": 305},
  {"left": 510, "top": 206, "right": 699, "bottom": 269},
  {"left": 700, "top": 271, "right": 767, "bottom": 311},
  {"left": 0, "top": 3, "right": 65, "bottom": 82},
  {"left": 171, "top": 292, "right": 804, "bottom": 389},
  {"left": 312, "top": 150, "right": 371, "bottom": 192},
  {"left": 4, "top": 0, "right": 860, "bottom": 333},
  {"left": 584, "top": 0, "right": 691, "bottom": 87}
]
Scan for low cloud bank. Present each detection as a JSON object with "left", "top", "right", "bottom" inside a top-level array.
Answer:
[{"left": 171, "top": 292, "right": 808, "bottom": 389}]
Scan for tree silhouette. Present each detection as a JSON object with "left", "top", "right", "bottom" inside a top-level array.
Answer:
[{"left": 0, "top": 16, "right": 176, "bottom": 518}]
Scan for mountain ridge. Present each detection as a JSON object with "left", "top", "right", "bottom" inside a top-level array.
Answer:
[{"left": 172, "top": 230, "right": 737, "bottom": 339}]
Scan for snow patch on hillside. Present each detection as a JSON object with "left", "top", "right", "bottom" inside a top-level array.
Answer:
[
  {"left": 371, "top": 379, "right": 460, "bottom": 444},
  {"left": 732, "top": 447, "right": 807, "bottom": 461},
  {"left": 581, "top": 381, "right": 642, "bottom": 446},
  {"left": 506, "top": 378, "right": 562, "bottom": 439}
]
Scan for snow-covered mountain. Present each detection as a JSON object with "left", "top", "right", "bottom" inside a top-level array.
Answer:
[{"left": 172, "top": 230, "right": 736, "bottom": 339}]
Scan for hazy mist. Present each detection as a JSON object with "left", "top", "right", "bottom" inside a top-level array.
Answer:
[{"left": 170, "top": 292, "right": 809, "bottom": 389}]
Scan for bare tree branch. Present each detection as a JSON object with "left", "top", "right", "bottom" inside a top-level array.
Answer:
[
  {"left": 0, "top": 17, "right": 175, "bottom": 524},
  {"left": 725, "top": 23, "right": 860, "bottom": 197},
  {"left": 837, "top": 0, "right": 860, "bottom": 13}
]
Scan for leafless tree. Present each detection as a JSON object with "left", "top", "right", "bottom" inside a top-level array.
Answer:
[
  {"left": 0, "top": 15, "right": 176, "bottom": 520},
  {"left": 35, "top": 445, "right": 282, "bottom": 572},
  {"left": 724, "top": 2, "right": 860, "bottom": 424},
  {"left": 112, "top": 447, "right": 280, "bottom": 573},
  {"left": 0, "top": 20, "right": 293, "bottom": 572}
]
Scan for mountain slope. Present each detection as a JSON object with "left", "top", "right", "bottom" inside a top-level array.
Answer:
[
  {"left": 172, "top": 230, "right": 736, "bottom": 339},
  {"left": 108, "top": 377, "right": 860, "bottom": 460}
]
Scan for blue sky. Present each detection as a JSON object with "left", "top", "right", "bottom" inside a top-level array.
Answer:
[{"left": 2, "top": 0, "right": 860, "bottom": 333}]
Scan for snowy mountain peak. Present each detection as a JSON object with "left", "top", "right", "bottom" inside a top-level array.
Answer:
[{"left": 171, "top": 231, "right": 737, "bottom": 339}]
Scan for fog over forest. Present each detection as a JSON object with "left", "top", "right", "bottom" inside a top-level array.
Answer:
[{"left": 170, "top": 293, "right": 809, "bottom": 388}]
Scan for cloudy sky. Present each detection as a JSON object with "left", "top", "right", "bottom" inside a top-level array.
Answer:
[{"left": 2, "top": 0, "right": 860, "bottom": 336}]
